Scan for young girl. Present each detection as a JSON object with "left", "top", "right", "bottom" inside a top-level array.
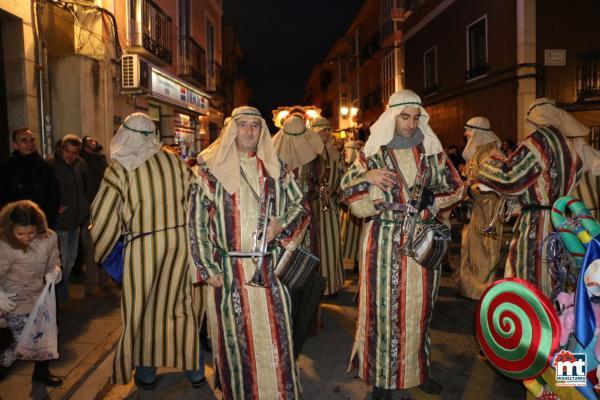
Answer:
[{"left": 0, "top": 200, "right": 63, "bottom": 386}]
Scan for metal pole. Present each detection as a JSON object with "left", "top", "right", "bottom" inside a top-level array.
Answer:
[{"left": 33, "top": 0, "right": 47, "bottom": 157}]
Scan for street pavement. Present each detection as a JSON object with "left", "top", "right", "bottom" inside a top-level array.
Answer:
[
  {"left": 0, "top": 230, "right": 526, "bottom": 399},
  {"left": 102, "top": 265, "right": 525, "bottom": 399}
]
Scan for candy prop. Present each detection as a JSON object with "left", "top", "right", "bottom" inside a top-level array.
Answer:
[
  {"left": 476, "top": 278, "right": 560, "bottom": 380},
  {"left": 552, "top": 196, "right": 600, "bottom": 266}
]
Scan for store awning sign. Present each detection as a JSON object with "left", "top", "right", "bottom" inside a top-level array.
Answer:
[{"left": 151, "top": 68, "right": 209, "bottom": 115}]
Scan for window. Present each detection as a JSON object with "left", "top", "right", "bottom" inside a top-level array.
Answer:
[
  {"left": 424, "top": 46, "right": 437, "bottom": 94},
  {"left": 339, "top": 93, "right": 348, "bottom": 110},
  {"left": 339, "top": 55, "right": 347, "bottom": 83},
  {"left": 382, "top": 50, "right": 395, "bottom": 102},
  {"left": 577, "top": 52, "right": 600, "bottom": 102},
  {"left": 466, "top": 15, "right": 487, "bottom": 80}
]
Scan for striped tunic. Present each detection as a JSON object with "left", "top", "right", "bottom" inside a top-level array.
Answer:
[
  {"left": 340, "top": 145, "right": 463, "bottom": 390},
  {"left": 478, "top": 125, "right": 582, "bottom": 296},
  {"left": 90, "top": 150, "right": 200, "bottom": 384},
  {"left": 189, "top": 155, "right": 308, "bottom": 400},
  {"left": 316, "top": 147, "right": 345, "bottom": 295},
  {"left": 292, "top": 158, "right": 321, "bottom": 256},
  {"left": 340, "top": 204, "right": 362, "bottom": 263},
  {"left": 457, "top": 142, "right": 503, "bottom": 299}
]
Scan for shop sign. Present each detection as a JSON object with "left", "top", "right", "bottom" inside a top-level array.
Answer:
[{"left": 151, "top": 68, "right": 209, "bottom": 114}]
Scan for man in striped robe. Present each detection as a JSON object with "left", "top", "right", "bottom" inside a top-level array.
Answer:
[
  {"left": 190, "top": 106, "right": 309, "bottom": 399},
  {"left": 340, "top": 90, "right": 464, "bottom": 399},
  {"left": 456, "top": 117, "right": 504, "bottom": 300},
  {"left": 272, "top": 114, "right": 326, "bottom": 357},
  {"left": 477, "top": 98, "right": 597, "bottom": 297},
  {"left": 90, "top": 113, "right": 203, "bottom": 387},
  {"left": 340, "top": 140, "right": 365, "bottom": 269},
  {"left": 310, "top": 116, "right": 345, "bottom": 296}
]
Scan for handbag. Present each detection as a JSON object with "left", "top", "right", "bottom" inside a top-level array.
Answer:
[
  {"left": 275, "top": 247, "right": 320, "bottom": 290},
  {"left": 15, "top": 280, "right": 59, "bottom": 361},
  {"left": 101, "top": 238, "right": 124, "bottom": 284},
  {"left": 412, "top": 221, "right": 451, "bottom": 270}
]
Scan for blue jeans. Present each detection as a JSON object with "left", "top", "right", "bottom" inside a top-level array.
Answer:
[
  {"left": 135, "top": 345, "right": 205, "bottom": 384},
  {"left": 56, "top": 229, "right": 80, "bottom": 301}
]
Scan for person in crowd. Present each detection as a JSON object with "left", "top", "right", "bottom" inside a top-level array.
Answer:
[
  {"left": 310, "top": 116, "right": 345, "bottom": 296},
  {"left": 0, "top": 128, "right": 60, "bottom": 228},
  {"left": 52, "top": 134, "right": 89, "bottom": 304},
  {"left": 189, "top": 106, "right": 308, "bottom": 399},
  {"left": 476, "top": 98, "right": 597, "bottom": 296},
  {"left": 272, "top": 113, "right": 324, "bottom": 356},
  {"left": 501, "top": 139, "right": 516, "bottom": 155},
  {"left": 0, "top": 200, "right": 62, "bottom": 386},
  {"left": 340, "top": 140, "right": 364, "bottom": 271},
  {"left": 456, "top": 117, "right": 504, "bottom": 299},
  {"left": 340, "top": 89, "right": 464, "bottom": 400},
  {"left": 90, "top": 113, "right": 204, "bottom": 389},
  {"left": 79, "top": 136, "right": 109, "bottom": 297}
]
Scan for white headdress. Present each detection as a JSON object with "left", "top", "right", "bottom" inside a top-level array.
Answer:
[
  {"left": 272, "top": 114, "right": 324, "bottom": 171},
  {"left": 527, "top": 98, "right": 600, "bottom": 174},
  {"left": 462, "top": 116, "right": 501, "bottom": 161},
  {"left": 364, "top": 90, "right": 443, "bottom": 157},
  {"left": 110, "top": 113, "right": 161, "bottom": 171},
  {"left": 199, "top": 106, "right": 281, "bottom": 193}
]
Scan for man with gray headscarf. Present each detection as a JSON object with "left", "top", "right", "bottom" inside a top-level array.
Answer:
[
  {"left": 340, "top": 90, "right": 463, "bottom": 399},
  {"left": 456, "top": 117, "right": 504, "bottom": 299},
  {"left": 477, "top": 98, "right": 597, "bottom": 296},
  {"left": 90, "top": 113, "right": 204, "bottom": 388},
  {"left": 189, "top": 106, "right": 308, "bottom": 399}
]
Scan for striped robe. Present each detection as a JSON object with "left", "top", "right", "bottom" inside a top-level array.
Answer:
[
  {"left": 293, "top": 158, "right": 321, "bottom": 256},
  {"left": 457, "top": 142, "right": 503, "bottom": 299},
  {"left": 316, "top": 147, "right": 345, "bottom": 295},
  {"left": 340, "top": 145, "right": 463, "bottom": 390},
  {"left": 189, "top": 155, "right": 308, "bottom": 400},
  {"left": 340, "top": 205, "right": 362, "bottom": 263},
  {"left": 478, "top": 125, "right": 583, "bottom": 296},
  {"left": 90, "top": 150, "right": 199, "bottom": 384}
]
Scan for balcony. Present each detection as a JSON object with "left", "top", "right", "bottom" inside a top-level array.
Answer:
[
  {"left": 130, "top": 0, "right": 172, "bottom": 64},
  {"left": 577, "top": 53, "right": 600, "bottom": 103},
  {"left": 207, "top": 61, "right": 222, "bottom": 93},
  {"left": 178, "top": 36, "right": 206, "bottom": 87}
]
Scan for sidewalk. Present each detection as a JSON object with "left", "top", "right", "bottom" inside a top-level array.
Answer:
[{"left": 0, "top": 281, "right": 122, "bottom": 400}]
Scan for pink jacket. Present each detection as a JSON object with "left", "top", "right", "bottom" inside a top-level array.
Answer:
[{"left": 0, "top": 230, "right": 61, "bottom": 314}]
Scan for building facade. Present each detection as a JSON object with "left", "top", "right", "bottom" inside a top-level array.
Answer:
[
  {"left": 402, "top": 0, "right": 600, "bottom": 147},
  {"left": 0, "top": 0, "right": 247, "bottom": 161},
  {"left": 304, "top": 0, "right": 422, "bottom": 141}
]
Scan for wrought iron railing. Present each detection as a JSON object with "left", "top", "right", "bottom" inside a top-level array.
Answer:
[
  {"left": 131, "top": 0, "right": 172, "bottom": 64},
  {"left": 178, "top": 36, "right": 206, "bottom": 87},
  {"left": 577, "top": 53, "right": 600, "bottom": 102},
  {"left": 207, "top": 61, "right": 222, "bottom": 92}
]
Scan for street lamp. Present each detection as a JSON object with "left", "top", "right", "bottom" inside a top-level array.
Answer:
[{"left": 340, "top": 106, "right": 359, "bottom": 139}]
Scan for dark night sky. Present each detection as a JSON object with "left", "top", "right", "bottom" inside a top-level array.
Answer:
[{"left": 223, "top": 0, "right": 365, "bottom": 119}]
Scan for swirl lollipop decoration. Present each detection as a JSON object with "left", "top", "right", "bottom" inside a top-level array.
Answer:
[{"left": 476, "top": 278, "right": 560, "bottom": 380}]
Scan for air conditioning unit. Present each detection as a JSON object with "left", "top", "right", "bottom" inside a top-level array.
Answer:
[{"left": 121, "top": 54, "right": 151, "bottom": 93}]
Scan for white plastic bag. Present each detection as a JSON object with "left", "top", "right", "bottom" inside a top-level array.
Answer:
[{"left": 15, "top": 280, "right": 59, "bottom": 360}]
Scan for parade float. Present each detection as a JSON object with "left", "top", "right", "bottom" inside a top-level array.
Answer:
[{"left": 477, "top": 196, "right": 600, "bottom": 400}]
